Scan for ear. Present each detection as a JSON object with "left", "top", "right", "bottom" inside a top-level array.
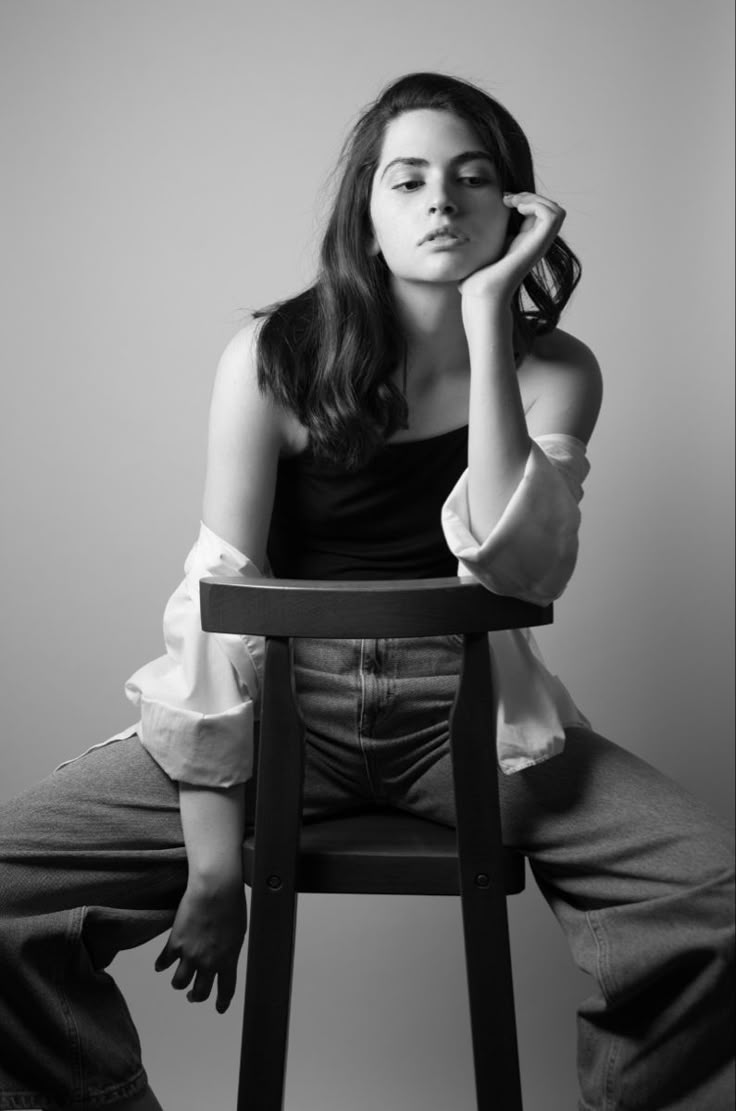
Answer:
[{"left": 367, "top": 232, "right": 381, "bottom": 257}]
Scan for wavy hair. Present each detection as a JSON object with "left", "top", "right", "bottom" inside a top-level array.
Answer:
[{"left": 255, "top": 72, "right": 581, "bottom": 468}]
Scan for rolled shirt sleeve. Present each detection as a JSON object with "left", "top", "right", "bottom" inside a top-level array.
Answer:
[
  {"left": 71, "top": 434, "right": 589, "bottom": 787},
  {"left": 441, "top": 433, "right": 590, "bottom": 605},
  {"left": 124, "top": 521, "right": 265, "bottom": 787}
]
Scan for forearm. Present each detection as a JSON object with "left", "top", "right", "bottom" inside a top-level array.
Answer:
[
  {"left": 465, "top": 303, "right": 531, "bottom": 539},
  {"left": 178, "top": 781, "right": 246, "bottom": 889}
]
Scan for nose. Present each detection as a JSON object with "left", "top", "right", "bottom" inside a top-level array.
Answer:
[
  {"left": 429, "top": 196, "right": 458, "bottom": 215},
  {"left": 428, "top": 179, "right": 458, "bottom": 215}
]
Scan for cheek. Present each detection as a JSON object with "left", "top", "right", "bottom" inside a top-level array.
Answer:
[
  {"left": 370, "top": 212, "right": 410, "bottom": 263},
  {"left": 501, "top": 207, "right": 517, "bottom": 241},
  {"left": 368, "top": 201, "right": 392, "bottom": 257},
  {"left": 479, "top": 208, "right": 512, "bottom": 257}
]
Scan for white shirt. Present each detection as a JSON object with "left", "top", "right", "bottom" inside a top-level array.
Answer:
[{"left": 58, "top": 433, "right": 590, "bottom": 785}]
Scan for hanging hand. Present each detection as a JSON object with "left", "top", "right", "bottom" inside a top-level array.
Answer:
[{"left": 155, "top": 876, "right": 247, "bottom": 1013}]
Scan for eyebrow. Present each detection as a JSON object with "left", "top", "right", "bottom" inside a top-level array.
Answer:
[{"left": 380, "top": 150, "right": 495, "bottom": 180}]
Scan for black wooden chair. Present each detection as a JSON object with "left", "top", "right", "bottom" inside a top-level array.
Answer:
[{"left": 200, "top": 575, "right": 553, "bottom": 1111}]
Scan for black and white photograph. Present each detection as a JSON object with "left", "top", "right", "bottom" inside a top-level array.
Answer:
[{"left": 1, "top": 2, "right": 733, "bottom": 1108}]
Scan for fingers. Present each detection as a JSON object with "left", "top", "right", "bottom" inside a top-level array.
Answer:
[
  {"left": 503, "top": 189, "right": 562, "bottom": 209},
  {"left": 155, "top": 943, "right": 235, "bottom": 1009},
  {"left": 216, "top": 966, "right": 238, "bottom": 1014},
  {"left": 155, "top": 941, "right": 203, "bottom": 992},
  {"left": 184, "top": 964, "right": 237, "bottom": 1010},
  {"left": 503, "top": 191, "right": 566, "bottom": 223},
  {"left": 187, "top": 968, "right": 217, "bottom": 1003},
  {"left": 154, "top": 942, "right": 177, "bottom": 973}
]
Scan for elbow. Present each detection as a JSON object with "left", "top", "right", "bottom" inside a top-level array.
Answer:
[{"left": 460, "top": 529, "right": 580, "bottom": 606}]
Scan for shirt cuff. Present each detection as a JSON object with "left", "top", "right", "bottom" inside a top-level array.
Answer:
[
  {"left": 136, "top": 694, "right": 255, "bottom": 787},
  {"left": 124, "top": 520, "right": 265, "bottom": 787},
  {"left": 441, "top": 435, "right": 589, "bottom": 605}
]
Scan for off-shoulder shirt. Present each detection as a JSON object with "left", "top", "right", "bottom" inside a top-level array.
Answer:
[{"left": 57, "top": 432, "right": 591, "bottom": 785}]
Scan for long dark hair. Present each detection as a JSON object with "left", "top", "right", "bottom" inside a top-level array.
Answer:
[{"left": 255, "top": 72, "right": 581, "bottom": 468}]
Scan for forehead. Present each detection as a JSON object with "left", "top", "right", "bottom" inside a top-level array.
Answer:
[{"left": 377, "top": 109, "right": 486, "bottom": 164}]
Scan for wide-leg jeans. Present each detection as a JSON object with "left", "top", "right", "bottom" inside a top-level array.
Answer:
[{"left": 0, "top": 635, "right": 733, "bottom": 1110}]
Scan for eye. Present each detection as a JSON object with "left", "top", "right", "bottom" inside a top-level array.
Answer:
[
  {"left": 393, "top": 180, "right": 423, "bottom": 192},
  {"left": 460, "top": 175, "right": 490, "bottom": 187}
]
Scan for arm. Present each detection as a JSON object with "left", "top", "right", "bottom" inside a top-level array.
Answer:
[
  {"left": 464, "top": 301, "right": 530, "bottom": 538},
  {"left": 448, "top": 193, "right": 602, "bottom": 602},
  {"left": 156, "top": 321, "right": 289, "bottom": 1010},
  {"left": 461, "top": 191, "right": 600, "bottom": 526},
  {"left": 157, "top": 782, "right": 248, "bottom": 1012}
]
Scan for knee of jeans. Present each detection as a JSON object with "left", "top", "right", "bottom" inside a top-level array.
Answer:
[
  {"left": 704, "top": 822, "right": 734, "bottom": 899},
  {"left": 714, "top": 859, "right": 735, "bottom": 949},
  {"left": 691, "top": 849, "right": 735, "bottom": 973},
  {"left": 0, "top": 860, "right": 41, "bottom": 919}
]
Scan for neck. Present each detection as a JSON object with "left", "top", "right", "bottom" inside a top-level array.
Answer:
[{"left": 390, "top": 277, "right": 469, "bottom": 376}]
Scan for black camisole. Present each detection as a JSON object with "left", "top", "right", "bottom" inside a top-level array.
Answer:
[{"left": 267, "top": 425, "right": 469, "bottom": 580}]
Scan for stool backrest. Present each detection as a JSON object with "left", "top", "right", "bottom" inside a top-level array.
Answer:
[
  {"left": 200, "top": 576, "right": 545, "bottom": 1111},
  {"left": 200, "top": 574, "right": 552, "bottom": 639}
]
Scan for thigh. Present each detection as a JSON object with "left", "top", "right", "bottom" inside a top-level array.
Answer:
[
  {"left": 498, "top": 726, "right": 734, "bottom": 906},
  {"left": 0, "top": 736, "right": 188, "bottom": 917},
  {"left": 400, "top": 718, "right": 734, "bottom": 911}
]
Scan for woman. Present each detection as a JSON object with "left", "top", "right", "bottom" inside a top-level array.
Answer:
[{"left": 0, "top": 73, "right": 732, "bottom": 1111}]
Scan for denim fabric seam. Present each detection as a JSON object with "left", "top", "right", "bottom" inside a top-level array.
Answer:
[
  {"left": 0, "top": 904, "right": 148, "bottom": 1111},
  {"left": 24, "top": 898, "right": 153, "bottom": 1110},
  {"left": 357, "top": 638, "right": 379, "bottom": 798},
  {"left": 586, "top": 908, "right": 622, "bottom": 1111},
  {"left": 63, "top": 906, "right": 86, "bottom": 1102},
  {"left": 0, "top": 1070, "right": 149, "bottom": 1111}
]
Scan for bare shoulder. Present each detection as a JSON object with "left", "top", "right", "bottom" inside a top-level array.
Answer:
[
  {"left": 209, "top": 318, "right": 263, "bottom": 408},
  {"left": 519, "top": 326, "right": 603, "bottom": 444},
  {"left": 202, "top": 319, "right": 299, "bottom": 566},
  {"left": 210, "top": 319, "right": 271, "bottom": 425},
  {"left": 209, "top": 319, "right": 304, "bottom": 453}
]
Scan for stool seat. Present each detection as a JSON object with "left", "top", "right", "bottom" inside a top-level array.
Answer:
[{"left": 243, "top": 808, "right": 526, "bottom": 896}]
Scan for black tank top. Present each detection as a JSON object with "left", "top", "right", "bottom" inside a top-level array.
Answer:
[{"left": 267, "top": 425, "right": 468, "bottom": 580}]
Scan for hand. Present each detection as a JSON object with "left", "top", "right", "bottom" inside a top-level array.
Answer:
[
  {"left": 459, "top": 191, "right": 566, "bottom": 311},
  {"left": 155, "top": 877, "right": 247, "bottom": 1013}
]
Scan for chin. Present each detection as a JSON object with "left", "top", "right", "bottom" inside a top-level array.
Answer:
[
  {"left": 390, "top": 257, "right": 479, "bottom": 289},
  {"left": 422, "top": 259, "right": 477, "bottom": 283}
]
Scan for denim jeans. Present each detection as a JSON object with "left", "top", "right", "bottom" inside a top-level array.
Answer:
[{"left": 0, "top": 635, "right": 733, "bottom": 1109}]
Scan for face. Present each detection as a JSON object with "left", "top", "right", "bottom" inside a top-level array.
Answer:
[{"left": 368, "top": 108, "right": 509, "bottom": 287}]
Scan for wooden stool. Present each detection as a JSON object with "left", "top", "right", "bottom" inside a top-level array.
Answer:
[{"left": 200, "top": 576, "right": 552, "bottom": 1110}]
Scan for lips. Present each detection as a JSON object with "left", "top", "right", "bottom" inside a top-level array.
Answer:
[{"left": 419, "top": 226, "right": 467, "bottom": 245}]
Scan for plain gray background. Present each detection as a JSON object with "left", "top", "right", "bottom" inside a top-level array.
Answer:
[{"left": 1, "top": 1, "right": 733, "bottom": 1108}]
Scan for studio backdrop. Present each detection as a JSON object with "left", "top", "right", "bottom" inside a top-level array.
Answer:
[{"left": 1, "top": 2, "right": 733, "bottom": 1109}]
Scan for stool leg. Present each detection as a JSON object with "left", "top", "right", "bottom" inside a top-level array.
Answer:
[
  {"left": 238, "top": 882, "right": 299, "bottom": 1109},
  {"left": 451, "top": 633, "right": 523, "bottom": 1111},
  {"left": 238, "top": 637, "right": 304, "bottom": 1111},
  {"left": 459, "top": 877, "right": 523, "bottom": 1110}
]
